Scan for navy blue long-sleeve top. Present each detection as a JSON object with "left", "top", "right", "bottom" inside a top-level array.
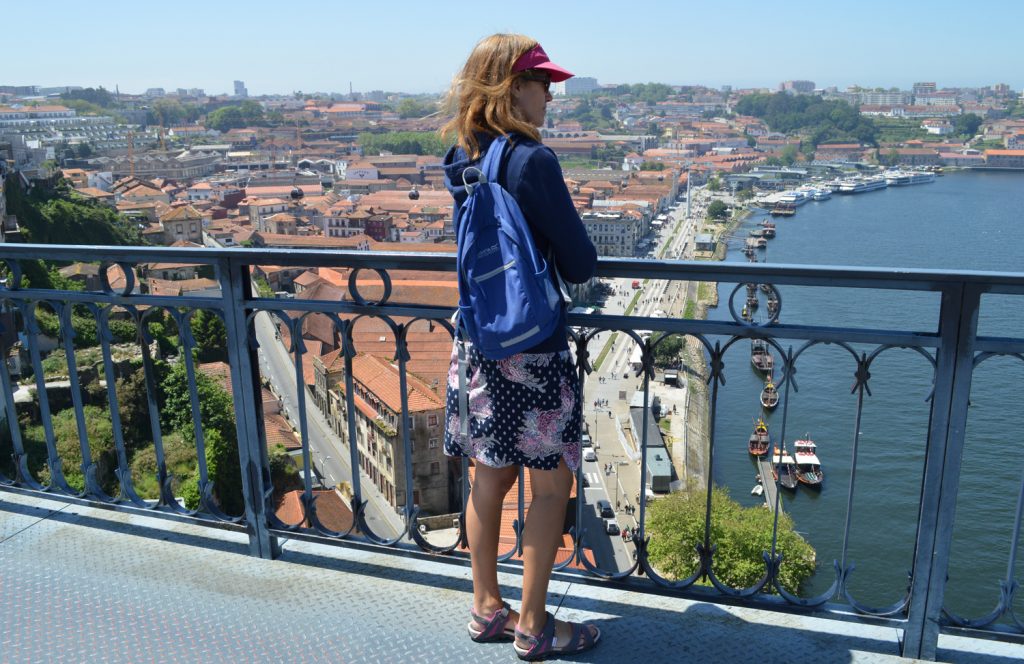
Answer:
[{"left": 443, "top": 132, "right": 597, "bottom": 353}]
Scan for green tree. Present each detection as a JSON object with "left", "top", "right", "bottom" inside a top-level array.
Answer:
[
  {"left": 706, "top": 178, "right": 722, "bottom": 193},
  {"left": 735, "top": 92, "right": 877, "bottom": 147},
  {"left": 190, "top": 309, "right": 228, "bottom": 363},
  {"left": 61, "top": 86, "right": 115, "bottom": 107},
  {"left": 707, "top": 200, "right": 728, "bottom": 220},
  {"left": 780, "top": 145, "right": 799, "bottom": 166},
  {"left": 397, "top": 97, "right": 436, "bottom": 119},
  {"left": 953, "top": 113, "right": 982, "bottom": 137},
  {"left": 358, "top": 131, "right": 446, "bottom": 156},
  {"left": 640, "top": 161, "right": 666, "bottom": 171},
  {"left": 205, "top": 106, "right": 245, "bottom": 131},
  {"left": 646, "top": 487, "right": 816, "bottom": 591},
  {"left": 160, "top": 362, "right": 241, "bottom": 513},
  {"left": 269, "top": 443, "right": 302, "bottom": 496},
  {"left": 879, "top": 148, "right": 901, "bottom": 167},
  {"left": 43, "top": 405, "right": 117, "bottom": 493},
  {"left": 115, "top": 366, "right": 154, "bottom": 447},
  {"left": 652, "top": 334, "right": 684, "bottom": 367}
]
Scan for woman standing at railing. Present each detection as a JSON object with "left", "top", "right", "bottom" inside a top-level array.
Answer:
[{"left": 440, "top": 33, "right": 601, "bottom": 661}]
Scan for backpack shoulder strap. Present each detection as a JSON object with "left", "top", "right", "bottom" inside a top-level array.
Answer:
[{"left": 480, "top": 135, "right": 509, "bottom": 182}]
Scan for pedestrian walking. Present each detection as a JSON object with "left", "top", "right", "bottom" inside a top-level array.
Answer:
[{"left": 442, "top": 33, "right": 600, "bottom": 660}]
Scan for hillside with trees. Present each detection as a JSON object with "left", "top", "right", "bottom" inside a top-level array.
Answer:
[{"left": 735, "top": 93, "right": 878, "bottom": 147}]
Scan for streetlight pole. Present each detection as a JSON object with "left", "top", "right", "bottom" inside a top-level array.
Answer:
[{"left": 614, "top": 464, "right": 619, "bottom": 509}]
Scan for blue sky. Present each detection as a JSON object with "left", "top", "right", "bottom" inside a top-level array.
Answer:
[{"left": 7, "top": 0, "right": 1022, "bottom": 95}]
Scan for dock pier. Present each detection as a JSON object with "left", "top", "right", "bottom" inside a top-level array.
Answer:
[{"left": 755, "top": 455, "right": 782, "bottom": 510}]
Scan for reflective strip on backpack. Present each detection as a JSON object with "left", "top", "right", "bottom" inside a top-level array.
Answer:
[
  {"left": 474, "top": 259, "right": 515, "bottom": 283},
  {"left": 498, "top": 324, "right": 542, "bottom": 349}
]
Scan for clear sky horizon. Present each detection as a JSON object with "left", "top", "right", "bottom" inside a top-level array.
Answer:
[{"left": 7, "top": 0, "right": 1022, "bottom": 96}]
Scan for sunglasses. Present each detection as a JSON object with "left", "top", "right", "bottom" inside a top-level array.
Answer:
[{"left": 519, "top": 71, "right": 552, "bottom": 92}]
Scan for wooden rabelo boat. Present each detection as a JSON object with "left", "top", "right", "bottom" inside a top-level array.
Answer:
[
  {"left": 751, "top": 339, "right": 774, "bottom": 374},
  {"left": 748, "top": 417, "right": 770, "bottom": 456},
  {"left": 760, "top": 378, "right": 779, "bottom": 410}
]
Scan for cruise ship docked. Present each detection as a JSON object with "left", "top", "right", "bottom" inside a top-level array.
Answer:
[
  {"left": 777, "top": 189, "right": 812, "bottom": 206},
  {"left": 883, "top": 170, "right": 937, "bottom": 186},
  {"left": 838, "top": 176, "right": 888, "bottom": 194}
]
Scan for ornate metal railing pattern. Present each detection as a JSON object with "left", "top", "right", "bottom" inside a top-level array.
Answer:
[{"left": 0, "top": 244, "right": 1022, "bottom": 660}]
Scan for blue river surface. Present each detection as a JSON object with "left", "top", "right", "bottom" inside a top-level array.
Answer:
[{"left": 702, "top": 171, "right": 1024, "bottom": 620}]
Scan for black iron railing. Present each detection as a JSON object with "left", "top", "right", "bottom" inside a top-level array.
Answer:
[{"left": 0, "top": 244, "right": 1022, "bottom": 660}]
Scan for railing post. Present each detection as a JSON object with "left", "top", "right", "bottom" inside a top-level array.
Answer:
[
  {"left": 902, "top": 283, "right": 980, "bottom": 659},
  {"left": 220, "top": 258, "right": 280, "bottom": 559}
]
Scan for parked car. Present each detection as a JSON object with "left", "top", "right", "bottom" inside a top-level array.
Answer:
[
  {"left": 596, "top": 499, "right": 614, "bottom": 519},
  {"left": 580, "top": 474, "right": 590, "bottom": 488},
  {"left": 605, "top": 520, "right": 620, "bottom": 536},
  {"left": 583, "top": 449, "right": 597, "bottom": 462},
  {"left": 581, "top": 434, "right": 592, "bottom": 448}
]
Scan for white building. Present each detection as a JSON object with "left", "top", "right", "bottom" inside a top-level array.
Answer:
[
  {"left": 581, "top": 211, "right": 641, "bottom": 257},
  {"left": 562, "top": 77, "right": 599, "bottom": 96}
]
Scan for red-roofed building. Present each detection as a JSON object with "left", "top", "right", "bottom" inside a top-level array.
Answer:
[
  {"left": 984, "top": 149, "right": 1024, "bottom": 168},
  {"left": 326, "top": 353, "right": 450, "bottom": 515}
]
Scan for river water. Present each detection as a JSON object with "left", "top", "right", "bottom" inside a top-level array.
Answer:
[{"left": 705, "top": 171, "right": 1024, "bottom": 619}]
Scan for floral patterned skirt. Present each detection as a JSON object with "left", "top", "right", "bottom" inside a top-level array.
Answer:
[{"left": 444, "top": 339, "right": 582, "bottom": 471}]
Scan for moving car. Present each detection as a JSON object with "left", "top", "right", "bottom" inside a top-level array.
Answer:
[
  {"left": 583, "top": 449, "right": 597, "bottom": 462},
  {"left": 596, "top": 499, "right": 614, "bottom": 519}
]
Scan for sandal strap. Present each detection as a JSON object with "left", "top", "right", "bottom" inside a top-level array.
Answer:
[
  {"left": 470, "top": 601, "right": 510, "bottom": 638},
  {"left": 514, "top": 611, "right": 556, "bottom": 656}
]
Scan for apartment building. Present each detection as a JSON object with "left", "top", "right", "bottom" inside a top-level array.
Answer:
[{"left": 317, "top": 352, "right": 451, "bottom": 515}]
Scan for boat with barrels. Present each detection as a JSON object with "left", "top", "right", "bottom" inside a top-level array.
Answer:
[
  {"left": 748, "top": 418, "right": 770, "bottom": 456},
  {"left": 751, "top": 339, "right": 774, "bottom": 374},
  {"left": 760, "top": 378, "right": 779, "bottom": 410}
]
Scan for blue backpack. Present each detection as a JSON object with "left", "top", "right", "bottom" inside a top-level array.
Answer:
[{"left": 455, "top": 135, "right": 562, "bottom": 360}]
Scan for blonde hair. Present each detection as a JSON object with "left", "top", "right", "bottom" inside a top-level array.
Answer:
[{"left": 440, "top": 33, "right": 544, "bottom": 159}]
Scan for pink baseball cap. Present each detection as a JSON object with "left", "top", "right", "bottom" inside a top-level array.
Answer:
[{"left": 511, "top": 44, "right": 574, "bottom": 82}]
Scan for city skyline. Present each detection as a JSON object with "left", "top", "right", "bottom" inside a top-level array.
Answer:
[{"left": 6, "top": 0, "right": 1024, "bottom": 96}]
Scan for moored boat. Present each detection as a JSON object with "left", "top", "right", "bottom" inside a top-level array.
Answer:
[
  {"left": 760, "top": 378, "right": 779, "bottom": 410},
  {"left": 772, "top": 445, "right": 799, "bottom": 490},
  {"left": 793, "top": 435, "right": 824, "bottom": 488},
  {"left": 748, "top": 417, "right": 770, "bottom": 456},
  {"left": 838, "top": 176, "right": 888, "bottom": 194},
  {"left": 770, "top": 201, "right": 796, "bottom": 216},
  {"left": 777, "top": 190, "right": 811, "bottom": 206},
  {"left": 751, "top": 338, "right": 774, "bottom": 373}
]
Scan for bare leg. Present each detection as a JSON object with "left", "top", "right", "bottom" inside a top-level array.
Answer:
[
  {"left": 466, "top": 463, "right": 519, "bottom": 618},
  {"left": 517, "top": 460, "right": 590, "bottom": 644}
]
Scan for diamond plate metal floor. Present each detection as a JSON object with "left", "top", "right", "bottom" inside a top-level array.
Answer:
[{"left": 1, "top": 491, "right": 1021, "bottom": 664}]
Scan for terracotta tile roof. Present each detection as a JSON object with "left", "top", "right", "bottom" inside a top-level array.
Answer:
[
  {"left": 347, "top": 353, "right": 444, "bottom": 414},
  {"left": 275, "top": 489, "right": 354, "bottom": 531},
  {"left": 264, "top": 412, "right": 300, "bottom": 450},
  {"left": 293, "top": 270, "right": 322, "bottom": 287},
  {"left": 160, "top": 205, "right": 204, "bottom": 222}
]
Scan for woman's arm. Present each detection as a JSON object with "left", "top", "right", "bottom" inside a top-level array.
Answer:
[{"left": 512, "top": 146, "right": 597, "bottom": 283}]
